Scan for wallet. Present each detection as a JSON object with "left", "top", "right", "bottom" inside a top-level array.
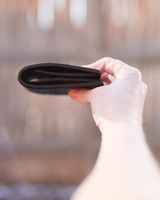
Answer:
[{"left": 18, "top": 63, "right": 103, "bottom": 95}]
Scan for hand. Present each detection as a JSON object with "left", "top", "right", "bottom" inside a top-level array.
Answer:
[
  {"left": 69, "top": 57, "right": 147, "bottom": 128},
  {"left": 69, "top": 58, "right": 160, "bottom": 200}
]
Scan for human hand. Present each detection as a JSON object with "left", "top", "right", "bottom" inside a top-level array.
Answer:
[
  {"left": 69, "top": 58, "right": 160, "bottom": 200},
  {"left": 69, "top": 57, "right": 147, "bottom": 128}
]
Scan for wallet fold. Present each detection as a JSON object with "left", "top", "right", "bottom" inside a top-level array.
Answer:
[{"left": 18, "top": 63, "right": 103, "bottom": 95}]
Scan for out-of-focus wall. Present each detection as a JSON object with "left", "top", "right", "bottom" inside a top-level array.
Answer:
[
  {"left": 1, "top": 0, "right": 160, "bottom": 61},
  {"left": 0, "top": 0, "right": 160, "bottom": 184}
]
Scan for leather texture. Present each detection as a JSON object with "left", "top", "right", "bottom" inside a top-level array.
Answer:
[{"left": 18, "top": 63, "right": 103, "bottom": 95}]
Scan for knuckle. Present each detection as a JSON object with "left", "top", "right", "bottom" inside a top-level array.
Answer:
[
  {"left": 142, "top": 82, "right": 148, "bottom": 91},
  {"left": 140, "top": 82, "right": 148, "bottom": 96},
  {"left": 115, "top": 58, "right": 123, "bottom": 63},
  {"left": 131, "top": 68, "right": 142, "bottom": 79},
  {"left": 104, "top": 57, "right": 114, "bottom": 62}
]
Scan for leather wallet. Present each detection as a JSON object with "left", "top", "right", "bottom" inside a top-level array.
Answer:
[{"left": 18, "top": 63, "right": 103, "bottom": 95}]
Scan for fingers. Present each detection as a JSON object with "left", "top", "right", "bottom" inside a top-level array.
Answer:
[
  {"left": 68, "top": 57, "right": 143, "bottom": 104},
  {"left": 84, "top": 57, "right": 142, "bottom": 80},
  {"left": 100, "top": 72, "right": 112, "bottom": 84},
  {"left": 83, "top": 58, "right": 106, "bottom": 70},
  {"left": 83, "top": 57, "right": 114, "bottom": 75},
  {"left": 68, "top": 88, "right": 91, "bottom": 104}
]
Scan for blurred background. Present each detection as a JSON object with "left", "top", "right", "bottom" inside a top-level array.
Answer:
[{"left": 0, "top": 0, "right": 160, "bottom": 199}]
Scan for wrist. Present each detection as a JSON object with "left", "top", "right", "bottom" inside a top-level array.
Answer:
[
  {"left": 95, "top": 116, "right": 144, "bottom": 139},
  {"left": 91, "top": 103, "right": 143, "bottom": 131}
]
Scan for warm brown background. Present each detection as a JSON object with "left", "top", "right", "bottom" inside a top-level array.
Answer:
[{"left": 0, "top": 0, "right": 160, "bottom": 184}]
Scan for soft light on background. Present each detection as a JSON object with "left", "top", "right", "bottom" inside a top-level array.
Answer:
[{"left": 0, "top": 0, "right": 160, "bottom": 199}]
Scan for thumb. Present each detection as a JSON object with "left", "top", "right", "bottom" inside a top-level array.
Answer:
[{"left": 68, "top": 89, "right": 91, "bottom": 104}]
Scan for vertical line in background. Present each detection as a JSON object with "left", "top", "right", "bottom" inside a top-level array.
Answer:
[
  {"left": 37, "top": 0, "right": 55, "bottom": 32},
  {"left": 110, "top": 0, "right": 139, "bottom": 27},
  {"left": 70, "top": 0, "right": 87, "bottom": 29}
]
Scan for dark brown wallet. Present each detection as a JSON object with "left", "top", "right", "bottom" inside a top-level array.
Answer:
[{"left": 18, "top": 63, "right": 103, "bottom": 95}]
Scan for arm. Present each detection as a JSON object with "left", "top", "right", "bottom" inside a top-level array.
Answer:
[{"left": 69, "top": 58, "right": 160, "bottom": 200}]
